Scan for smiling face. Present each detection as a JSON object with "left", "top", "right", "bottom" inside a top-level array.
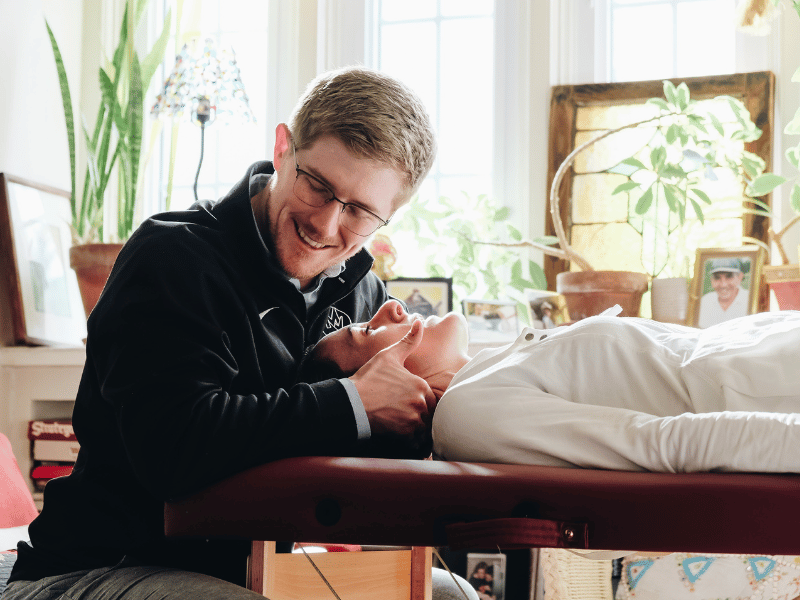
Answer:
[
  {"left": 261, "top": 124, "right": 407, "bottom": 289},
  {"left": 312, "top": 300, "right": 470, "bottom": 384},
  {"left": 711, "top": 270, "right": 744, "bottom": 304}
]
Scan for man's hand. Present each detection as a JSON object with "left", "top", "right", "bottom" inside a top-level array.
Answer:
[{"left": 350, "top": 320, "right": 437, "bottom": 436}]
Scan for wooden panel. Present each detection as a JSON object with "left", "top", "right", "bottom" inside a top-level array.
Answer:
[{"left": 251, "top": 542, "right": 427, "bottom": 600}]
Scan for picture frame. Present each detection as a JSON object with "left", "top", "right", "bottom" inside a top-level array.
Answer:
[
  {"left": 688, "top": 245, "right": 765, "bottom": 329},
  {"left": 527, "top": 289, "right": 570, "bottom": 329},
  {"left": 466, "top": 552, "right": 507, "bottom": 600},
  {"left": 462, "top": 298, "right": 520, "bottom": 342},
  {"left": 384, "top": 277, "right": 453, "bottom": 317},
  {"left": 0, "top": 174, "right": 86, "bottom": 346}
]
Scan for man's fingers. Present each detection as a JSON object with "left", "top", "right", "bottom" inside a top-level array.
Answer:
[{"left": 384, "top": 318, "right": 424, "bottom": 361}]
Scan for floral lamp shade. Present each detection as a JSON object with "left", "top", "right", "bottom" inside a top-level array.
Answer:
[{"left": 151, "top": 37, "right": 255, "bottom": 126}]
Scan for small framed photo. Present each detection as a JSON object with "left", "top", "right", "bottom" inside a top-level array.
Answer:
[
  {"left": 0, "top": 174, "right": 86, "bottom": 346},
  {"left": 462, "top": 298, "right": 519, "bottom": 342},
  {"left": 688, "top": 245, "right": 765, "bottom": 329},
  {"left": 527, "top": 289, "right": 570, "bottom": 329},
  {"left": 384, "top": 277, "right": 453, "bottom": 317},
  {"left": 466, "top": 553, "right": 507, "bottom": 600}
]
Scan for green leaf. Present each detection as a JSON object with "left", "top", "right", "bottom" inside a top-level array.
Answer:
[
  {"left": 665, "top": 124, "right": 679, "bottom": 144},
  {"left": 45, "top": 20, "right": 77, "bottom": 226},
  {"left": 689, "top": 188, "right": 712, "bottom": 205},
  {"left": 748, "top": 173, "right": 787, "bottom": 196},
  {"left": 785, "top": 107, "right": 800, "bottom": 136},
  {"left": 676, "top": 82, "right": 690, "bottom": 110},
  {"left": 708, "top": 112, "right": 725, "bottom": 136},
  {"left": 663, "top": 184, "right": 684, "bottom": 212},
  {"left": 689, "top": 198, "right": 705, "bottom": 224},
  {"left": 507, "top": 224, "right": 522, "bottom": 241},
  {"left": 786, "top": 144, "right": 800, "bottom": 169},
  {"left": 495, "top": 206, "right": 511, "bottom": 220},
  {"left": 650, "top": 146, "right": 667, "bottom": 170},
  {"left": 646, "top": 98, "right": 670, "bottom": 112},
  {"left": 662, "top": 80, "right": 678, "bottom": 106},
  {"left": 140, "top": 9, "right": 171, "bottom": 90},
  {"left": 529, "top": 260, "right": 547, "bottom": 290},
  {"left": 635, "top": 185, "right": 654, "bottom": 214},
  {"left": 791, "top": 184, "right": 800, "bottom": 215},
  {"left": 612, "top": 181, "right": 640, "bottom": 195}
]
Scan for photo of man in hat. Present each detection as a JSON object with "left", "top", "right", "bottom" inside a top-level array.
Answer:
[{"left": 697, "top": 256, "right": 751, "bottom": 328}]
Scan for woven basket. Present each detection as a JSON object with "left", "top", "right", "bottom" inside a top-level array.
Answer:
[{"left": 541, "top": 549, "right": 613, "bottom": 600}]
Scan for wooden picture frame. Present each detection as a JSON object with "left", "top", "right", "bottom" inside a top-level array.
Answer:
[
  {"left": 687, "top": 246, "right": 765, "bottom": 329},
  {"left": 0, "top": 174, "right": 86, "bottom": 346},
  {"left": 384, "top": 277, "right": 453, "bottom": 317}
]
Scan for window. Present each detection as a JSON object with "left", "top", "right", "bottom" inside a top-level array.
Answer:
[
  {"left": 372, "top": 0, "right": 495, "bottom": 203},
  {"left": 146, "top": 0, "right": 269, "bottom": 214},
  {"left": 606, "top": 0, "right": 738, "bottom": 82}
]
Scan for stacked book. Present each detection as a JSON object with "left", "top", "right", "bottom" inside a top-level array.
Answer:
[{"left": 28, "top": 420, "right": 79, "bottom": 491}]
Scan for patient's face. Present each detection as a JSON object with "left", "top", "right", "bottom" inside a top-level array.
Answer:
[{"left": 313, "top": 299, "right": 469, "bottom": 377}]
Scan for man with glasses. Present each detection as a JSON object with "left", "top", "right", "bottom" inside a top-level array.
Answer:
[{"left": 3, "top": 67, "right": 474, "bottom": 600}]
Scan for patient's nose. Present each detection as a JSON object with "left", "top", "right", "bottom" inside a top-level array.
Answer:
[{"left": 371, "top": 300, "right": 407, "bottom": 325}]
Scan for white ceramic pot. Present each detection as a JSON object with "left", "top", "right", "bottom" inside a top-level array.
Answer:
[{"left": 650, "top": 277, "right": 689, "bottom": 325}]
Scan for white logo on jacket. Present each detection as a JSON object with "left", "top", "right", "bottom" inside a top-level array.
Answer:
[{"left": 322, "top": 307, "right": 351, "bottom": 336}]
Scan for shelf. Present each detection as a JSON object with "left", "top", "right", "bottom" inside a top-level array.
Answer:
[{"left": 0, "top": 346, "right": 86, "bottom": 367}]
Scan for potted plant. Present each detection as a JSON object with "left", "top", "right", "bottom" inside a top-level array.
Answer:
[
  {"left": 381, "top": 192, "right": 558, "bottom": 325},
  {"left": 486, "top": 79, "right": 773, "bottom": 321},
  {"left": 46, "top": 0, "right": 171, "bottom": 316}
]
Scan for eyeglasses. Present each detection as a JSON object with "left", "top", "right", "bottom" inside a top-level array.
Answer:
[{"left": 292, "top": 145, "right": 390, "bottom": 237}]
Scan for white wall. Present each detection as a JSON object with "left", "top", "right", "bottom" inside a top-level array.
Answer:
[
  {"left": 0, "top": 0, "right": 83, "bottom": 345},
  {"left": 0, "top": 0, "right": 83, "bottom": 190}
]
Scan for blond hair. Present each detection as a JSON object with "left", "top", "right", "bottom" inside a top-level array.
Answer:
[{"left": 288, "top": 66, "right": 437, "bottom": 202}]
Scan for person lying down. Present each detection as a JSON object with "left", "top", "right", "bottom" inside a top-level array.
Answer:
[{"left": 305, "top": 299, "right": 800, "bottom": 473}]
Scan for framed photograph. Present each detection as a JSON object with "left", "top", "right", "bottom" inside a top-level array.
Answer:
[
  {"left": 527, "top": 289, "right": 570, "bottom": 329},
  {"left": 0, "top": 174, "right": 86, "bottom": 346},
  {"left": 688, "top": 245, "right": 765, "bottom": 329},
  {"left": 466, "top": 553, "right": 507, "bottom": 600},
  {"left": 462, "top": 298, "right": 519, "bottom": 342},
  {"left": 384, "top": 277, "right": 453, "bottom": 317}
]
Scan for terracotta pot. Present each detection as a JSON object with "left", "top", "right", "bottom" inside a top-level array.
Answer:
[
  {"left": 763, "top": 264, "right": 800, "bottom": 311},
  {"left": 556, "top": 270, "right": 649, "bottom": 321},
  {"left": 69, "top": 243, "right": 123, "bottom": 318}
]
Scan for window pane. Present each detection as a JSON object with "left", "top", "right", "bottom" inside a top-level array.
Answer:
[
  {"left": 441, "top": 0, "right": 493, "bottom": 17},
  {"left": 439, "top": 16, "right": 493, "bottom": 177},
  {"left": 380, "top": 0, "right": 436, "bottom": 21},
  {"left": 676, "top": 0, "right": 736, "bottom": 77},
  {"left": 379, "top": 22, "right": 438, "bottom": 125},
  {"left": 611, "top": 4, "right": 674, "bottom": 82}
]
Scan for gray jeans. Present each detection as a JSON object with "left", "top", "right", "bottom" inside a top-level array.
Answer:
[{"left": 2, "top": 561, "right": 477, "bottom": 600}]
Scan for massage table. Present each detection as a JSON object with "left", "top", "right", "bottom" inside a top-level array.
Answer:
[{"left": 164, "top": 456, "right": 800, "bottom": 600}]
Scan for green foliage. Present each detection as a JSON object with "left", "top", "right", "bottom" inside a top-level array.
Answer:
[
  {"left": 47, "top": 1, "right": 171, "bottom": 244},
  {"left": 608, "top": 80, "right": 769, "bottom": 277},
  {"left": 383, "top": 193, "right": 557, "bottom": 325}
]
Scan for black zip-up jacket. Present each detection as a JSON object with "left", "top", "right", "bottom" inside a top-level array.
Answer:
[{"left": 9, "top": 162, "right": 396, "bottom": 586}]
